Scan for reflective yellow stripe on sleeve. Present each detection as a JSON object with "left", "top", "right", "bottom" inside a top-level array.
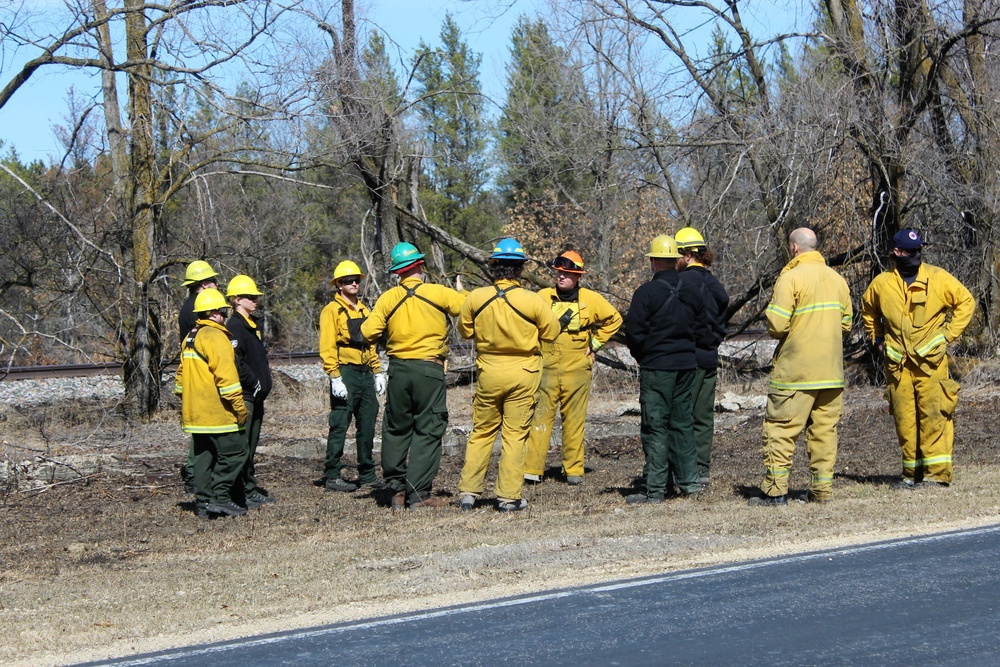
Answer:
[
  {"left": 793, "top": 302, "right": 847, "bottom": 316},
  {"left": 915, "top": 333, "right": 947, "bottom": 357},
  {"left": 218, "top": 382, "right": 242, "bottom": 395}
]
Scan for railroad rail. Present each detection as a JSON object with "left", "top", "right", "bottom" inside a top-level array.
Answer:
[{"left": 1, "top": 352, "right": 323, "bottom": 382}]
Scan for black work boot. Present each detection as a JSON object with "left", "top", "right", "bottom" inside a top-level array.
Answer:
[{"left": 748, "top": 494, "right": 788, "bottom": 507}]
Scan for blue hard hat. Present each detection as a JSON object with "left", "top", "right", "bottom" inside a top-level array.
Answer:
[{"left": 490, "top": 237, "right": 527, "bottom": 261}]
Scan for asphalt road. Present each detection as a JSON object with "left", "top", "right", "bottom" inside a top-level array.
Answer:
[{"left": 82, "top": 524, "right": 1000, "bottom": 666}]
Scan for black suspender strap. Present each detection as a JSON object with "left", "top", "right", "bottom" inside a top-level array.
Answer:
[
  {"left": 385, "top": 284, "right": 449, "bottom": 324},
  {"left": 473, "top": 285, "right": 535, "bottom": 325},
  {"left": 651, "top": 276, "right": 680, "bottom": 319}
]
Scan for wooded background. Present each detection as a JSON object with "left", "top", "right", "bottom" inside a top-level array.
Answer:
[{"left": 1, "top": 0, "right": 997, "bottom": 417}]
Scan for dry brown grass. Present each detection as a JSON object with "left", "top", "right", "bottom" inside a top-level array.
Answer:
[{"left": 2, "top": 368, "right": 1000, "bottom": 666}]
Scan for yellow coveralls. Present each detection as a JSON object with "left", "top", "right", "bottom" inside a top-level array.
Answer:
[
  {"left": 458, "top": 279, "right": 561, "bottom": 502},
  {"left": 525, "top": 287, "right": 622, "bottom": 479},
  {"left": 861, "top": 263, "right": 975, "bottom": 484},
  {"left": 761, "top": 251, "right": 852, "bottom": 501}
]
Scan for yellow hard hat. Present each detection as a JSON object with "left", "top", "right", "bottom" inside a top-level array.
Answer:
[
  {"left": 646, "top": 235, "right": 681, "bottom": 259},
  {"left": 675, "top": 227, "right": 706, "bottom": 249},
  {"left": 226, "top": 274, "right": 263, "bottom": 298},
  {"left": 193, "top": 288, "right": 229, "bottom": 313},
  {"left": 331, "top": 260, "right": 365, "bottom": 284},
  {"left": 183, "top": 260, "right": 218, "bottom": 287}
]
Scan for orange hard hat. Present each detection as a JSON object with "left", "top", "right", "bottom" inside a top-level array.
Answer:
[{"left": 550, "top": 250, "right": 585, "bottom": 274}]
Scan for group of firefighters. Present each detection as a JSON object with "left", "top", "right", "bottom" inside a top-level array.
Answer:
[{"left": 174, "top": 225, "right": 975, "bottom": 517}]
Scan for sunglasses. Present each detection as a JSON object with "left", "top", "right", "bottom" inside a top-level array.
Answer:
[
  {"left": 339, "top": 277, "right": 361, "bottom": 286},
  {"left": 239, "top": 295, "right": 259, "bottom": 301},
  {"left": 552, "top": 257, "right": 583, "bottom": 271}
]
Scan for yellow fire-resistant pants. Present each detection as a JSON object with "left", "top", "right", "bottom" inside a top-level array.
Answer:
[
  {"left": 525, "top": 363, "right": 592, "bottom": 478},
  {"left": 760, "top": 388, "right": 843, "bottom": 500},
  {"left": 459, "top": 354, "right": 541, "bottom": 502},
  {"left": 887, "top": 358, "right": 960, "bottom": 485}
]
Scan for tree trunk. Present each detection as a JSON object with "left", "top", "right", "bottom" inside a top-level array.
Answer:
[{"left": 124, "top": 0, "right": 161, "bottom": 418}]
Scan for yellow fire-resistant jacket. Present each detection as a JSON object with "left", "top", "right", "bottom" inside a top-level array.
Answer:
[
  {"left": 319, "top": 293, "right": 382, "bottom": 377},
  {"left": 766, "top": 251, "right": 852, "bottom": 391},
  {"left": 861, "top": 263, "right": 975, "bottom": 374},
  {"left": 537, "top": 287, "right": 622, "bottom": 371},
  {"left": 174, "top": 319, "right": 247, "bottom": 433},
  {"left": 459, "top": 279, "right": 561, "bottom": 355},
  {"left": 361, "top": 276, "right": 466, "bottom": 359}
]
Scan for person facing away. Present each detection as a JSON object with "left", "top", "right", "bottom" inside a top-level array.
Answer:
[
  {"left": 624, "top": 234, "right": 707, "bottom": 505},
  {"left": 359, "top": 242, "right": 466, "bottom": 510},
  {"left": 749, "top": 227, "right": 852, "bottom": 506},
  {"left": 456, "top": 238, "right": 561, "bottom": 512}
]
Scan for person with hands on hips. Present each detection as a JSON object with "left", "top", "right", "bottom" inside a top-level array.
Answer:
[{"left": 319, "top": 260, "right": 385, "bottom": 492}]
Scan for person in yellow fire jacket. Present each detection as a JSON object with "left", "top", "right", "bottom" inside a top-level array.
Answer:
[
  {"left": 525, "top": 250, "right": 622, "bottom": 485},
  {"left": 359, "top": 243, "right": 466, "bottom": 510},
  {"left": 319, "top": 260, "right": 385, "bottom": 492},
  {"left": 457, "top": 238, "right": 561, "bottom": 512},
  {"left": 174, "top": 288, "right": 249, "bottom": 518},
  {"left": 862, "top": 229, "right": 975, "bottom": 488},
  {"left": 750, "top": 228, "right": 852, "bottom": 506}
]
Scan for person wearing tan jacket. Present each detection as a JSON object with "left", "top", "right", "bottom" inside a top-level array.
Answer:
[
  {"left": 457, "top": 238, "right": 561, "bottom": 512},
  {"left": 319, "top": 260, "right": 384, "bottom": 492},
  {"left": 750, "top": 228, "right": 852, "bottom": 506},
  {"left": 862, "top": 229, "right": 975, "bottom": 488},
  {"left": 360, "top": 243, "right": 466, "bottom": 510},
  {"left": 525, "top": 251, "right": 622, "bottom": 485}
]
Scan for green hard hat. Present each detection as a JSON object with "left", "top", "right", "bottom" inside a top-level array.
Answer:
[{"left": 389, "top": 242, "right": 425, "bottom": 273}]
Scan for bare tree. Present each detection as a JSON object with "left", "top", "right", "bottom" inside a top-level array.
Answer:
[{"left": 0, "top": 0, "right": 302, "bottom": 416}]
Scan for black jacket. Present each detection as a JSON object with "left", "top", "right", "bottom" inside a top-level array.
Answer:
[
  {"left": 226, "top": 311, "right": 273, "bottom": 403},
  {"left": 682, "top": 266, "right": 730, "bottom": 369},
  {"left": 624, "top": 269, "right": 706, "bottom": 371},
  {"left": 179, "top": 291, "right": 198, "bottom": 343}
]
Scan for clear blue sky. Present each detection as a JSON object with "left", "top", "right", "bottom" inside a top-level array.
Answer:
[
  {"left": 0, "top": 0, "right": 538, "bottom": 164},
  {"left": 0, "top": 0, "right": 806, "bottom": 165}
]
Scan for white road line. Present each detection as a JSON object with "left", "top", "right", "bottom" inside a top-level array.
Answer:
[{"left": 99, "top": 524, "right": 1000, "bottom": 666}]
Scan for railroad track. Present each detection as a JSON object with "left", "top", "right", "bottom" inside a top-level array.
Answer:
[{"left": 1, "top": 352, "right": 323, "bottom": 382}]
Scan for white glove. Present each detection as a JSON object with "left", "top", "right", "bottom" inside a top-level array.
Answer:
[
  {"left": 374, "top": 372, "right": 387, "bottom": 397},
  {"left": 330, "top": 376, "right": 348, "bottom": 399}
]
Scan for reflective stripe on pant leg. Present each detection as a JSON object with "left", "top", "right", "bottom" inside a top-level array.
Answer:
[
  {"left": 761, "top": 389, "right": 813, "bottom": 497},
  {"left": 804, "top": 388, "right": 843, "bottom": 500},
  {"left": 887, "top": 363, "right": 918, "bottom": 481},
  {"left": 915, "top": 360, "right": 957, "bottom": 484}
]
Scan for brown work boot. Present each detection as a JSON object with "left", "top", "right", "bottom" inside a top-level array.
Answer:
[
  {"left": 390, "top": 491, "right": 405, "bottom": 511},
  {"left": 408, "top": 496, "right": 450, "bottom": 510}
]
